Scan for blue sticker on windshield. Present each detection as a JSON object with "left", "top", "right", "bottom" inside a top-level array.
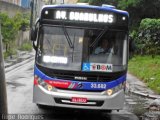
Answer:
[{"left": 82, "top": 63, "right": 90, "bottom": 71}]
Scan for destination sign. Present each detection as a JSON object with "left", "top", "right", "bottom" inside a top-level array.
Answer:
[
  {"left": 54, "top": 10, "right": 114, "bottom": 23},
  {"left": 44, "top": 10, "right": 115, "bottom": 23}
]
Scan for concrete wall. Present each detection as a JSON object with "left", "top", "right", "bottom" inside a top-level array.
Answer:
[
  {"left": 17, "top": 31, "right": 30, "bottom": 46},
  {"left": 21, "top": 0, "right": 31, "bottom": 8},
  {"left": 0, "top": 1, "right": 30, "bottom": 17}
]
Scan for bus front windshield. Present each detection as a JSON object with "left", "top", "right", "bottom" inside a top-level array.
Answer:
[{"left": 37, "top": 26, "right": 128, "bottom": 72}]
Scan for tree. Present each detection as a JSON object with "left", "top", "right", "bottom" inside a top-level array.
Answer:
[
  {"left": 78, "top": 0, "right": 160, "bottom": 29},
  {"left": 13, "top": 12, "right": 30, "bottom": 31},
  {"left": 0, "top": 12, "right": 30, "bottom": 54},
  {"left": 0, "top": 13, "right": 16, "bottom": 52},
  {"left": 136, "top": 18, "right": 160, "bottom": 56},
  {"left": 78, "top": 0, "right": 118, "bottom": 6},
  {"left": 118, "top": 0, "right": 160, "bottom": 29}
]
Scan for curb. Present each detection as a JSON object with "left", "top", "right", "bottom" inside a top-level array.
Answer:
[
  {"left": 4, "top": 51, "right": 35, "bottom": 74},
  {"left": 128, "top": 89, "right": 160, "bottom": 99},
  {"left": 126, "top": 83, "right": 160, "bottom": 99},
  {"left": 4, "top": 51, "right": 34, "bottom": 68},
  {"left": 5, "top": 57, "right": 34, "bottom": 73},
  {"left": 4, "top": 56, "right": 31, "bottom": 68}
]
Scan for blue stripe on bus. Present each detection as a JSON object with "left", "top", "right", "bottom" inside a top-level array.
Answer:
[{"left": 34, "top": 66, "right": 126, "bottom": 91}]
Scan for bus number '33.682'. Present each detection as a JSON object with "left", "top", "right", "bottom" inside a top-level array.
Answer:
[{"left": 91, "top": 83, "right": 107, "bottom": 89}]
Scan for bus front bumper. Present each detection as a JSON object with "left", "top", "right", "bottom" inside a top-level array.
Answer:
[{"left": 33, "top": 85, "right": 125, "bottom": 110}]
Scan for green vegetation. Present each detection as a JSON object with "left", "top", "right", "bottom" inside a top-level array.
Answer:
[
  {"left": 13, "top": 12, "right": 30, "bottom": 32},
  {"left": 129, "top": 19, "right": 160, "bottom": 94},
  {"left": 78, "top": 0, "right": 160, "bottom": 29},
  {"left": 3, "top": 49, "right": 17, "bottom": 59},
  {"left": 0, "top": 12, "right": 30, "bottom": 58},
  {"left": 18, "top": 42, "right": 32, "bottom": 52},
  {"left": 129, "top": 56, "right": 160, "bottom": 94},
  {"left": 0, "top": 13, "right": 17, "bottom": 52},
  {"left": 134, "top": 19, "right": 160, "bottom": 56}
]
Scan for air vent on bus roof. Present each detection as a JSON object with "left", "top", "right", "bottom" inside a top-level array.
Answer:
[{"left": 102, "top": 4, "right": 116, "bottom": 9}]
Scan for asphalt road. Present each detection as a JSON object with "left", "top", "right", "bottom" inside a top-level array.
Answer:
[{"left": 5, "top": 57, "right": 139, "bottom": 120}]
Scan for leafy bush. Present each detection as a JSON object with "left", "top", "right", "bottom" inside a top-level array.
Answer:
[
  {"left": 136, "top": 18, "right": 160, "bottom": 56},
  {"left": 0, "top": 12, "right": 30, "bottom": 53},
  {"left": 0, "top": 13, "right": 17, "bottom": 52}
]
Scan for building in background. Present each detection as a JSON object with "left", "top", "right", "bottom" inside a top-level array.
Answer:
[
  {"left": 1, "top": 0, "right": 21, "bottom": 6},
  {"left": 0, "top": 0, "right": 31, "bottom": 8},
  {"left": 21, "top": 0, "right": 31, "bottom": 8},
  {"left": 0, "top": 0, "right": 30, "bottom": 17},
  {"left": 43, "top": 0, "right": 77, "bottom": 4},
  {"left": 1, "top": 0, "right": 78, "bottom": 9}
]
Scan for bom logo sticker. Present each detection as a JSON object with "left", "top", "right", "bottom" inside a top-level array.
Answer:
[
  {"left": 82, "top": 63, "right": 113, "bottom": 72},
  {"left": 91, "top": 63, "right": 113, "bottom": 72}
]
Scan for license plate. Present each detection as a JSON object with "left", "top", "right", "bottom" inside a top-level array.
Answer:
[{"left": 71, "top": 97, "right": 87, "bottom": 103}]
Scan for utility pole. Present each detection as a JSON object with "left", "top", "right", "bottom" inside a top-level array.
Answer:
[
  {"left": 0, "top": 12, "right": 8, "bottom": 119},
  {"left": 30, "top": 0, "right": 34, "bottom": 29}
]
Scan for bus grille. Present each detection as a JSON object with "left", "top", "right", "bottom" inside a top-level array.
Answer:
[{"left": 48, "top": 72, "right": 113, "bottom": 82}]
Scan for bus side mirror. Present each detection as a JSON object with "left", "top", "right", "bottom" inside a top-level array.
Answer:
[
  {"left": 30, "top": 27, "right": 37, "bottom": 42},
  {"left": 30, "top": 27, "right": 38, "bottom": 51}
]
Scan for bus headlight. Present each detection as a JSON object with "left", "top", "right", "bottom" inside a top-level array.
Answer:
[
  {"left": 104, "top": 82, "right": 125, "bottom": 96},
  {"left": 37, "top": 77, "right": 47, "bottom": 88},
  {"left": 34, "top": 75, "right": 54, "bottom": 91},
  {"left": 106, "top": 89, "right": 113, "bottom": 96},
  {"left": 47, "top": 85, "right": 53, "bottom": 91}
]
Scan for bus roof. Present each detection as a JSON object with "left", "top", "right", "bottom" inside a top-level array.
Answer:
[{"left": 42, "top": 4, "right": 129, "bottom": 17}]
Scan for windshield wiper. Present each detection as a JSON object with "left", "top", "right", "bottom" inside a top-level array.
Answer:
[
  {"left": 71, "top": 33, "right": 76, "bottom": 62},
  {"left": 62, "top": 23, "right": 73, "bottom": 48},
  {"left": 89, "top": 27, "right": 109, "bottom": 48}
]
